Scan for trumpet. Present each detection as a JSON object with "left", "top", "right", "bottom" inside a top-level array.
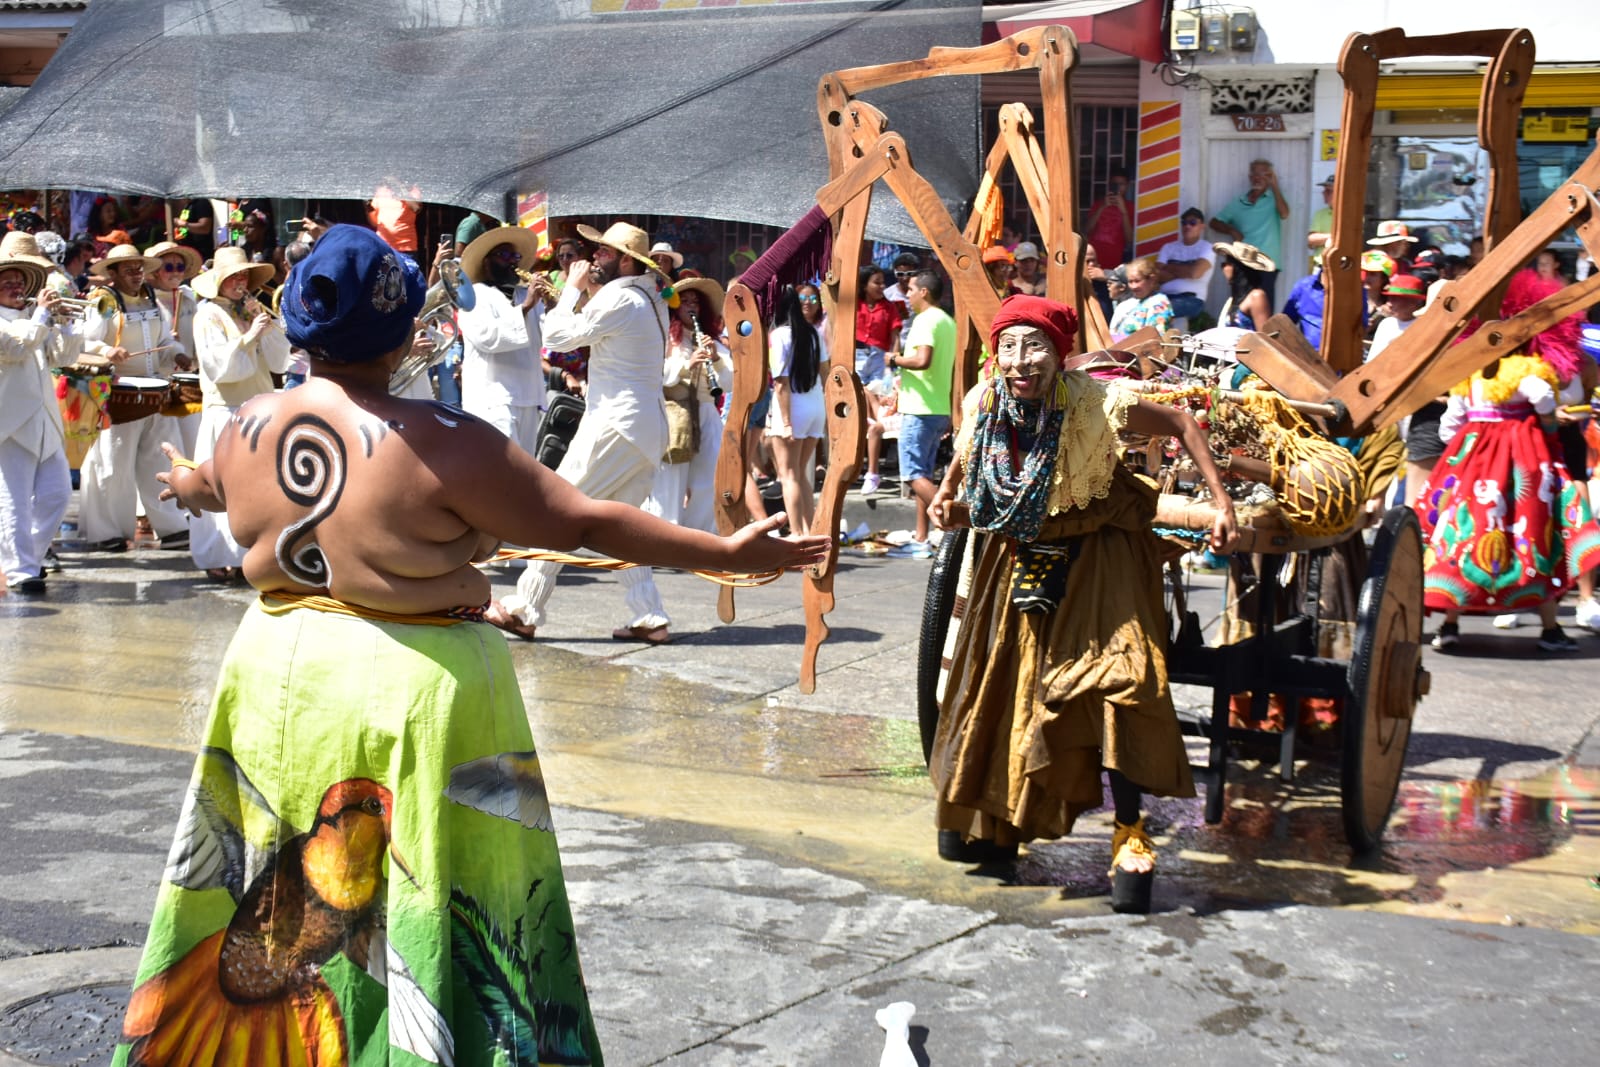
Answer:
[
  {"left": 514, "top": 266, "right": 556, "bottom": 305},
  {"left": 25, "top": 294, "right": 99, "bottom": 321},
  {"left": 241, "top": 291, "right": 278, "bottom": 323}
]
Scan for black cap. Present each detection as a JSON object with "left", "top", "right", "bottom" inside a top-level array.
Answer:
[{"left": 1180, "top": 206, "right": 1205, "bottom": 223}]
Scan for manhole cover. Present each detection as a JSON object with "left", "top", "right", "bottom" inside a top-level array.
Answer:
[{"left": 0, "top": 983, "right": 129, "bottom": 1065}]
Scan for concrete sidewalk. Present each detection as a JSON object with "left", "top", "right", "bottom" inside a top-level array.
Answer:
[
  {"left": 3, "top": 484, "right": 1599, "bottom": 1064},
  {"left": 0, "top": 727, "right": 1596, "bottom": 1065}
]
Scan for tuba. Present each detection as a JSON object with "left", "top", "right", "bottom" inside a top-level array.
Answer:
[{"left": 389, "top": 260, "right": 472, "bottom": 395}]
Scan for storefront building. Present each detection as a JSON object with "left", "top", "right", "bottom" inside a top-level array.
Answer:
[{"left": 1162, "top": 0, "right": 1600, "bottom": 304}]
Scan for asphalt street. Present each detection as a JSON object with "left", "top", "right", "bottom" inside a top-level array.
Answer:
[{"left": 1, "top": 488, "right": 1597, "bottom": 1065}]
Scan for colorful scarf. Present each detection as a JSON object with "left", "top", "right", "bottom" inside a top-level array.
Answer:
[{"left": 965, "top": 376, "right": 1067, "bottom": 543}]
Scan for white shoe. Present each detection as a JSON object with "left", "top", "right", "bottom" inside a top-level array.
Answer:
[
  {"left": 1491, "top": 613, "right": 1532, "bottom": 630},
  {"left": 1575, "top": 598, "right": 1600, "bottom": 632},
  {"left": 860, "top": 472, "right": 881, "bottom": 494}
]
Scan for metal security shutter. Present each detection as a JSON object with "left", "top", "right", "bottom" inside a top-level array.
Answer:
[{"left": 982, "top": 61, "right": 1139, "bottom": 109}]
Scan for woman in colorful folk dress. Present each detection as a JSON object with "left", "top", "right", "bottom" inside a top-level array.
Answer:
[
  {"left": 116, "top": 226, "right": 827, "bottom": 1066},
  {"left": 926, "top": 294, "right": 1236, "bottom": 913},
  {"left": 1416, "top": 269, "right": 1600, "bottom": 653}
]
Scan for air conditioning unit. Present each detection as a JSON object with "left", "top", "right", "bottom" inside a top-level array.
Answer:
[{"left": 1170, "top": 10, "right": 1200, "bottom": 53}]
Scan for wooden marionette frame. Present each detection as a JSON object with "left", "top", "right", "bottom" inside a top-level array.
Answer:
[
  {"left": 713, "top": 25, "right": 1097, "bottom": 691},
  {"left": 1317, "top": 27, "right": 1600, "bottom": 434}
]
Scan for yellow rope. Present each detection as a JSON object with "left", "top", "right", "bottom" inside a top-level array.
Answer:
[
  {"left": 258, "top": 591, "right": 470, "bottom": 626},
  {"left": 487, "top": 548, "right": 785, "bottom": 588}
]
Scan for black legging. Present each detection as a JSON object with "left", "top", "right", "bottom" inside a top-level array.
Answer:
[{"left": 1108, "top": 769, "right": 1142, "bottom": 826}]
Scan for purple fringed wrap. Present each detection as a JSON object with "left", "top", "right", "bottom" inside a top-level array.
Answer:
[{"left": 737, "top": 204, "right": 834, "bottom": 323}]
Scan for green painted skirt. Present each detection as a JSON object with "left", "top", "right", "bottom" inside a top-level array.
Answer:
[{"left": 114, "top": 598, "right": 603, "bottom": 1066}]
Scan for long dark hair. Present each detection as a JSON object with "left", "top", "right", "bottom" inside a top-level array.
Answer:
[
  {"left": 858, "top": 265, "right": 885, "bottom": 302},
  {"left": 773, "top": 284, "right": 821, "bottom": 394},
  {"left": 1222, "top": 252, "right": 1269, "bottom": 308}
]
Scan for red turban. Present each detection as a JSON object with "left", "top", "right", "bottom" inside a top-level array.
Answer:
[{"left": 989, "top": 294, "right": 1079, "bottom": 358}]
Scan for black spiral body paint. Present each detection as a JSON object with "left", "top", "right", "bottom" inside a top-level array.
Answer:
[{"left": 273, "top": 414, "right": 347, "bottom": 586}]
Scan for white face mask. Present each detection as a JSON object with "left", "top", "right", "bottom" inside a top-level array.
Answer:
[{"left": 995, "top": 325, "right": 1060, "bottom": 397}]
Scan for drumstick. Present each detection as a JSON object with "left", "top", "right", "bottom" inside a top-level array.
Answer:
[{"left": 121, "top": 344, "right": 175, "bottom": 358}]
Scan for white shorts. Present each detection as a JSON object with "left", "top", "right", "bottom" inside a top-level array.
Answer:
[{"left": 766, "top": 384, "right": 825, "bottom": 440}]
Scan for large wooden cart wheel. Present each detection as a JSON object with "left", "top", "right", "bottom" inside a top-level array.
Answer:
[
  {"left": 916, "top": 527, "right": 968, "bottom": 765},
  {"left": 1341, "top": 506, "right": 1429, "bottom": 853}
]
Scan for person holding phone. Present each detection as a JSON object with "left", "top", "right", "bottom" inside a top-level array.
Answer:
[{"left": 1085, "top": 168, "right": 1134, "bottom": 270}]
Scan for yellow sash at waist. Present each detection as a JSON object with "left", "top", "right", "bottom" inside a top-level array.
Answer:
[{"left": 258, "top": 590, "right": 487, "bottom": 626}]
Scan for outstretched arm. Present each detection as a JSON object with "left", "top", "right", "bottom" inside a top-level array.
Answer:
[
  {"left": 1124, "top": 399, "right": 1238, "bottom": 550},
  {"left": 157, "top": 443, "right": 226, "bottom": 513},
  {"left": 928, "top": 454, "right": 969, "bottom": 530},
  {"left": 441, "top": 420, "right": 829, "bottom": 574}
]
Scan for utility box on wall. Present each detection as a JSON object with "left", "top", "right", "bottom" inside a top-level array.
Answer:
[
  {"left": 1170, "top": 10, "right": 1199, "bottom": 53},
  {"left": 1201, "top": 13, "right": 1227, "bottom": 54},
  {"left": 1228, "top": 11, "right": 1258, "bottom": 52}
]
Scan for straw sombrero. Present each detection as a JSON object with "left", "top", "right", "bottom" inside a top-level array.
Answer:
[
  {"left": 192, "top": 246, "right": 276, "bottom": 300},
  {"left": 93, "top": 244, "right": 163, "bottom": 275},
  {"left": 0, "top": 257, "right": 48, "bottom": 297},
  {"left": 0, "top": 231, "right": 58, "bottom": 272},
  {"left": 649, "top": 241, "right": 683, "bottom": 271},
  {"left": 674, "top": 276, "right": 725, "bottom": 312},
  {"left": 459, "top": 225, "right": 541, "bottom": 285},
  {"left": 576, "top": 221, "right": 663, "bottom": 276},
  {"left": 1212, "top": 241, "right": 1276, "bottom": 273},
  {"left": 144, "top": 240, "right": 203, "bottom": 281}
]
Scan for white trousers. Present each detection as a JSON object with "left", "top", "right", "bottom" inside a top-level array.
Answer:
[
  {"left": 189, "top": 406, "right": 245, "bottom": 570},
  {"left": 469, "top": 398, "right": 542, "bottom": 458},
  {"left": 172, "top": 410, "right": 201, "bottom": 460},
  {"left": 0, "top": 439, "right": 70, "bottom": 585},
  {"left": 501, "top": 420, "right": 668, "bottom": 629},
  {"left": 644, "top": 401, "right": 722, "bottom": 534},
  {"left": 77, "top": 414, "right": 190, "bottom": 542}
]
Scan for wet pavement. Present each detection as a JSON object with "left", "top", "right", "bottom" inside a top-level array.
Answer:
[{"left": 2, "top": 499, "right": 1599, "bottom": 1064}]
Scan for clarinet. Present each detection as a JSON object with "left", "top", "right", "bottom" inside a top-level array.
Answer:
[{"left": 691, "top": 314, "right": 724, "bottom": 402}]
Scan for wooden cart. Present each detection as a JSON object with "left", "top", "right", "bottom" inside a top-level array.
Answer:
[{"left": 714, "top": 24, "right": 1600, "bottom": 848}]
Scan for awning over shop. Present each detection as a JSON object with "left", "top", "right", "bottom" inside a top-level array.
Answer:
[
  {"left": 1376, "top": 68, "right": 1600, "bottom": 110},
  {"left": 983, "top": 0, "right": 1165, "bottom": 64},
  {"left": 0, "top": 0, "right": 978, "bottom": 245}
]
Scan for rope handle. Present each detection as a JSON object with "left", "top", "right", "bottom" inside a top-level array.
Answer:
[{"left": 485, "top": 547, "right": 784, "bottom": 589}]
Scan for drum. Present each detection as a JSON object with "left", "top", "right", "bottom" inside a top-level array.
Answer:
[
  {"left": 160, "top": 373, "right": 203, "bottom": 417},
  {"left": 54, "top": 368, "right": 112, "bottom": 469},
  {"left": 105, "top": 376, "right": 171, "bottom": 425}
]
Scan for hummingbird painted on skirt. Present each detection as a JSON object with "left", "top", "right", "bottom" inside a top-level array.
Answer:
[{"left": 121, "top": 750, "right": 449, "bottom": 1065}]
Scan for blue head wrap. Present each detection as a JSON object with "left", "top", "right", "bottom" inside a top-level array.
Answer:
[{"left": 282, "top": 224, "right": 425, "bottom": 364}]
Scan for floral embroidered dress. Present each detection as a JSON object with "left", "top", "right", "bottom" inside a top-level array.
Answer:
[
  {"left": 1415, "top": 352, "right": 1600, "bottom": 613},
  {"left": 1109, "top": 292, "right": 1173, "bottom": 343}
]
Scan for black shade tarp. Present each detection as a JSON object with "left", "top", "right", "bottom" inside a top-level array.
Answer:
[{"left": 0, "top": 0, "right": 980, "bottom": 244}]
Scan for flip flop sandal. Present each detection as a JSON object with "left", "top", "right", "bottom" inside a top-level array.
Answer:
[{"left": 484, "top": 600, "right": 537, "bottom": 641}]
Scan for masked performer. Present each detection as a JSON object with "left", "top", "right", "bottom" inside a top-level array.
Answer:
[
  {"left": 927, "top": 295, "right": 1236, "bottom": 914},
  {"left": 116, "top": 226, "right": 826, "bottom": 1065}
]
